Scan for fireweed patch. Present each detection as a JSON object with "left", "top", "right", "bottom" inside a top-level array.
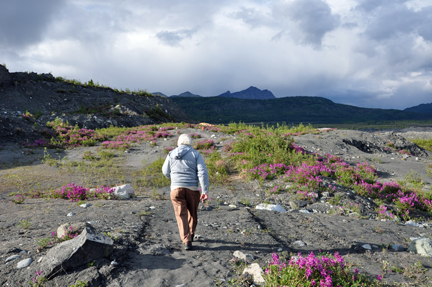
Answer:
[
  {"left": 52, "top": 183, "right": 116, "bottom": 201},
  {"left": 263, "top": 252, "right": 380, "bottom": 287}
]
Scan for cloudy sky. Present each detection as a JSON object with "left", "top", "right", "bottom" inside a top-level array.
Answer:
[{"left": 1, "top": 0, "right": 431, "bottom": 109}]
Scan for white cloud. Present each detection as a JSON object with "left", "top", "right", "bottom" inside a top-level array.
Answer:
[{"left": 0, "top": 0, "right": 431, "bottom": 109}]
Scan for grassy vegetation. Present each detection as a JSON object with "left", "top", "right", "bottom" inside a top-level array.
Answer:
[
  {"left": 410, "top": 138, "right": 432, "bottom": 152},
  {"left": 4, "top": 121, "right": 432, "bottom": 286}
]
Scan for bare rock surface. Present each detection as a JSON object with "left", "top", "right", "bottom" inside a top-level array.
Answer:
[{"left": 0, "top": 127, "right": 432, "bottom": 286}]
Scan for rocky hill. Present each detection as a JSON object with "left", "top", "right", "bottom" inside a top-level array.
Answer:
[{"left": 0, "top": 65, "right": 190, "bottom": 143}]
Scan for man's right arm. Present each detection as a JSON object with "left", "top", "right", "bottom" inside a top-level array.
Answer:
[{"left": 162, "top": 156, "right": 171, "bottom": 179}]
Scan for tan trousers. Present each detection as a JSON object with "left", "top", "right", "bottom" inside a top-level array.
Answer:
[{"left": 170, "top": 188, "right": 201, "bottom": 244}]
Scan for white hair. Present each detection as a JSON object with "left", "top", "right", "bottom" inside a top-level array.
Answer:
[{"left": 178, "top": 134, "right": 192, "bottom": 146}]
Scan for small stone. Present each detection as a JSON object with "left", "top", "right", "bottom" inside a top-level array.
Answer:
[
  {"left": 362, "top": 244, "right": 372, "bottom": 250},
  {"left": 67, "top": 212, "right": 75, "bottom": 217},
  {"left": 299, "top": 209, "right": 311, "bottom": 214},
  {"left": 5, "top": 255, "right": 21, "bottom": 263},
  {"left": 293, "top": 240, "right": 306, "bottom": 247},
  {"left": 228, "top": 204, "right": 237, "bottom": 209},
  {"left": 391, "top": 244, "right": 404, "bottom": 251},
  {"left": 277, "top": 248, "right": 283, "bottom": 252},
  {"left": 149, "top": 206, "right": 156, "bottom": 210},
  {"left": 111, "top": 260, "right": 118, "bottom": 266},
  {"left": 233, "top": 250, "right": 254, "bottom": 262},
  {"left": 17, "top": 258, "right": 33, "bottom": 269},
  {"left": 80, "top": 203, "right": 91, "bottom": 208}
]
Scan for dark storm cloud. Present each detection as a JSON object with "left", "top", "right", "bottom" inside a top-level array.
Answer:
[
  {"left": 0, "top": 0, "right": 66, "bottom": 48},
  {"left": 155, "top": 29, "right": 197, "bottom": 47},
  {"left": 361, "top": 4, "right": 432, "bottom": 42},
  {"left": 274, "top": 0, "right": 341, "bottom": 47}
]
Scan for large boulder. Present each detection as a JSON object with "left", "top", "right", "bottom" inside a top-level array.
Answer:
[
  {"left": 0, "top": 65, "right": 11, "bottom": 86},
  {"left": 38, "top": 227, "right": 113, "bottom": 278},
  {"left": 408, "top": 237, "right": 432, "bottom": 256}
]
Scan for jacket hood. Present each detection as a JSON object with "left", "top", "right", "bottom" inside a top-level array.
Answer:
[{"left": 170, "top": 145, "right": 193, "bottom": 160}]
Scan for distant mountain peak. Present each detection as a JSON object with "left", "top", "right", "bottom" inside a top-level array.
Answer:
[
  {"left": 170, "top": 91, "right": 202, "bottom": 98},
  {"left": 217, "top": 86, "right": 275, "bottom": 100}
]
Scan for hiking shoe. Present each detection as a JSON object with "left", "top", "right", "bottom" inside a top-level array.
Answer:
[{"left": 184, "top": 242, "right": 192, "bottom": 250}]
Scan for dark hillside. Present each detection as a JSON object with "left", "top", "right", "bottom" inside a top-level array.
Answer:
[
  {"left": 0, "top": 65, "right": 190, "bottom": 142},
  {"left": 404, "top": 103, "right": 432, "bottom": 114},
  {"left": 171, "top": 96, "right": 432, "bottom": 124}
]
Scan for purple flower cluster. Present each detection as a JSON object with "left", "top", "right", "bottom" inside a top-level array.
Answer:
[
  {"left": 249, "top": 163, "right": 290, "bottom": 180},
  {"left": 189, "top": 133, "right": 201, "bottom": 139},
  {"left": 101, "top": 140, "right": 131, "bottom": 150},
  {"left": 53, "top": 183, "right": 116, "bottom": 201},
  {"left": 54, "top": 183, "right": 88, "bottom": 202},
  {"left": 91, "top": 186, "right": 116, "bottom": 200},
  {"left": 264, "top": 252, "right": 378, "bottom": 286},
  {"left": 353, "top": 180, "right": 430, "bottom": 214},
  {"left": 165, "top": 146, "right": 175, "bottom": 154},
  {"left": 103, "top": 126, "right": 172, "bottom": 149},
  {"left": 399, "top": 149, "right": 413, "bottom": 156},
  {"left": 194, "top": 139, "right": 215, "bottom": 150},
  {"left": 11, "top": 194, "right": 25, "bottom": 204}
]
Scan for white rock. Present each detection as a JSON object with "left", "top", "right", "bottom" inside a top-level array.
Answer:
[
  {"left": 255, "top": 204, "right": 286, "bottom": 213},
  {"left": 362, "top": 244, "right": 372, "bottom": 250},
  {"left": 80, "top": 203, "right": 91, "bottom": 208},
  {"left": 293, "top": 240, "right": 306, "bottom": 247},
  {"left": 112, "top": 184, "right": 135, "bottom": 199},
  {"left": 405, "top": 220, "right": 424, "bottom": 228},
  {"left": 233, "top": 250, "right": 254, "bottom": 262},
  {"left": 299, "top": 209, "right": 311, "bottom": 214},
  {"left": 242, "top": 263, "right": 265, "bottom": 285},
  {"left": 5, "top": 255, "right": 21, "bottom": 263},
  {"left": 67, "top": 212, "right": 75, "bottom": 217},
  {"left": 408, "top": 238, "right": 432, "bottom": 256},
  {"left": 229, "top": 204, "right": 237, "bottom": 209},
  {"left": 17, "top": 258, "right": 33, "bottom": 269},
  {"left": 149, "top": 206, "right": 156, "bottom": 210}
]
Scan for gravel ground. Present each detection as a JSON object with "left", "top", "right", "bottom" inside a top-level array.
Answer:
[{"left": 1, "top": 127, "right": 432, "bottom": 286}]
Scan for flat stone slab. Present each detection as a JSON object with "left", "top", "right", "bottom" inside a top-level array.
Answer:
[{"left": 38, "top": 227, "right": 113, "bottom": 278}]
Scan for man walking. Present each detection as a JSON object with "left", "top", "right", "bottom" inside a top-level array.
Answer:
[{"left": 162, "top": 134, "right": 209, "bottom": 250}]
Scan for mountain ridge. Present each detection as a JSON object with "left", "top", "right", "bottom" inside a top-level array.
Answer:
[{"left": 171, "top": 96, "right": 432, "bottom": 124}]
